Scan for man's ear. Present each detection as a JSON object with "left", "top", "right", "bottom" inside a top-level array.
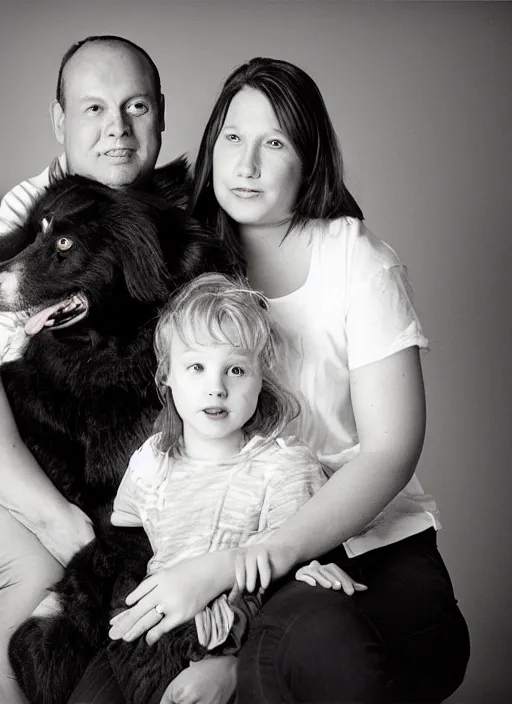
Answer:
[
  {"left": 50, "top": 99, "right": 65, "bottom": 144},
  {"left": 159, "top": 94, "right": 165, "bottom": 133}
]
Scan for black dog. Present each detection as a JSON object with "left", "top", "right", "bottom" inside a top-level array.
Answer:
[{"left": 0, "top": 159, "right": 237, "bottom": 703}]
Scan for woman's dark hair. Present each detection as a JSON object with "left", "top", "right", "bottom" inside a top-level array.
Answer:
[{"left": 190, "top": 57, "right": 363, "bottom": 262}]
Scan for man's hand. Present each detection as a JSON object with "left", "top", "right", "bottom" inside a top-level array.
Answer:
[
  {"left": 161, "top": 656, "right": 237, "bottom": 704},
  {"left": 39, "top": 502, "right": 95, "bottom": 566}
]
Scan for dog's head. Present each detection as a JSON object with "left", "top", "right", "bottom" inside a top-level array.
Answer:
[{"left": 0, "top": 175, "right": 176, "bottom": 334}]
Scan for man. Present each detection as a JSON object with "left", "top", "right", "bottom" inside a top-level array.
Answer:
[
  {"left": 0, "top": 35, "right": 166, "bottom": 704},
  {"left": 1, "top": 37, "right": 236, "bottom": 704},
  {"left": 0, "top": 35, "right": 165, "bottom": 362}
]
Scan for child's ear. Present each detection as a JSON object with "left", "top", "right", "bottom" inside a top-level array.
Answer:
[{"left": 159, "top": 370, "right": 173, "bottom": 391}]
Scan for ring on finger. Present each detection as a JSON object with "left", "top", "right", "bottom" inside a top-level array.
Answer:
[{"left": 154, "top": 604, "right": 165, "bottom": 618}]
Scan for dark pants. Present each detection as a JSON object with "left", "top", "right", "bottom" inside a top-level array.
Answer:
[
  {"left": 67, "top": 530, "right": 470, "bottom": 704},
  {"left": 237, "top": 528, "right": 470, "bottom": 703}
]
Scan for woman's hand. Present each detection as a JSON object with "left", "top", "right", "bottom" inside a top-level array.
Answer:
[
  {"left": 109, "top": 554, "right": 230, "bottom": 645},
  {"left": 34, "top": 501, "right": 95, "bottom": 566},
  {"left": 160, "top": 656, "right": 237, "bottom": 704},
  {"left": 295, "top": 560, "right": 367, "bottom": 595}
]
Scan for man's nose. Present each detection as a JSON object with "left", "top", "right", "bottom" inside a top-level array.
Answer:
[{"left": 106, "top": 109, "right": 131, "bottom": 138}]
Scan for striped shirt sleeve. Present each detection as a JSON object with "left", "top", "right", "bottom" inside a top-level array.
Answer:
[
  {"left": 0, "top": 155, "right": 67, "bottom": 362},
  {"left": 266, "top": 438, "right": 327, "bottom": 530},
  {"left": 111, "top": 437, "right": 162, "bottom": 527}
]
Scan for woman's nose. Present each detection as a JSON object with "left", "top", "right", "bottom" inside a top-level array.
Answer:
[{"left": 236, "top": 145, "right": 260, "bottom": 178}]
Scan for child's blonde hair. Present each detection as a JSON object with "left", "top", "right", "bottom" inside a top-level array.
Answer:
[{"left": 153, "top": 272, "right": 300, "bottom": 455}]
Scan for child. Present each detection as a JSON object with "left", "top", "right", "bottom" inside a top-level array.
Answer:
[{"left": 107, "top": 272, "right": 364, "bottom": 704}]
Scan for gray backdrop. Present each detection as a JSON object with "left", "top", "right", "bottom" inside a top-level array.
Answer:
[{"left": 1, "top": 1, "right": 511, "bottom": 702}]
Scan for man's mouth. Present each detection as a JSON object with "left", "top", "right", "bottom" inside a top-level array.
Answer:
[
  {"left": 104, "top": 149, "right": 136, "bottom": 159},
  {"left": 24, "top": 293, "right": 89, "bottom": 336},
  {"left": 203, "top": 408, "right": 228, "bottom": 419}
]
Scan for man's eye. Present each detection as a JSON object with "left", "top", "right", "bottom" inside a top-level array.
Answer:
[
  {"left": 56, "top": 237, "right": 73, "bottom": 252},
  {"left": 228, "top": 366, "right": 245, "bottom": 377},
  {"left": 126, "top": 102, "right": 149, "bottom": 117},
  {"left": 86, "top": 105, "right": 102, "bottom": 114}
]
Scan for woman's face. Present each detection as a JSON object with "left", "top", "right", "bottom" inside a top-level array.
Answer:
[{"left": 212, "top": 87, "right": 302, "bottom": 231}]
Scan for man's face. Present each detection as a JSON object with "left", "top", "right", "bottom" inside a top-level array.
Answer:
[{"left": 52, "top": 42, "right": 164, "bottom": 188}]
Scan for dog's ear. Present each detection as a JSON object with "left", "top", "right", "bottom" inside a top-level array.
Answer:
[
  {"left": 151, "top": 155, "right": 191, "bottom": 210},
  {"left": 114, "top": 216, "right": 170, "bottom": 303}
]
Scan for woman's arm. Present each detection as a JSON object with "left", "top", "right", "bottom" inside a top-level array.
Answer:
[
  {"left": 0, "top": 378, "right": 95, "bottom": 565},
  {"left": 110, "top": 346, "right": 425, "bottom": 643},
  {"left": 263, "top": 345, "right": 426, "bottom": 575}
]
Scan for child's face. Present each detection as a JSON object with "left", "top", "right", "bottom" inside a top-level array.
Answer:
[{"left": 166, "top": 334, "right": 262, "bottom": 452}]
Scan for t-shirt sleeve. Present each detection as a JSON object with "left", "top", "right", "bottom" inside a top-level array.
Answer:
[
  {"left": 265, "top": 438, "right": 327, "bottom": 530},
  {"left": 111, "top": 437, "right": 162, "bottom": 527},
  {"left": 345, "top": 225, "right": 429, "bottom": 370},
  {"left": 0, "top": 157, "right": 66, "bottom": 362}
]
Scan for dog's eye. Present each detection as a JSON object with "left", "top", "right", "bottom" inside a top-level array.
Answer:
[{"left": 56, "top": 237, "right": 73, "bottom": 252}]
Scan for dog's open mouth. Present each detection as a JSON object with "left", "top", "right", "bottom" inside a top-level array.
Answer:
[{"left": 24, "top": 293, "right": 89, "bottom": 336}]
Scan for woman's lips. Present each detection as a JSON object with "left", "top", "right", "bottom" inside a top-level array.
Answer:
[{"left": 231, "top": 188, "right": 262, "bottom": 199}]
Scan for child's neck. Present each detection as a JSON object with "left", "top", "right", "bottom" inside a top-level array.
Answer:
[{"left": 182, "top": 430, "right": 246, "bottom": 462}]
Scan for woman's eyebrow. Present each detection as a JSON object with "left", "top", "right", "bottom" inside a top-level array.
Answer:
[{"left": 222, "top": 124, "right": 284, "bottom": 135}]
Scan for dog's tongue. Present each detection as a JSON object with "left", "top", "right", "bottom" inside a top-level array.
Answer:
[{"left": 24, "top": 300, "right": 74, "bottom": 336}]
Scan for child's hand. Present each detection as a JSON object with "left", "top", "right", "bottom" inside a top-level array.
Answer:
[
  {"left": 234, "top": 544, "right": 273, "bottom": 594},
  {"left": 295, "top": 560, "right": 368, "bottom": 595},
  {"left": 160, "top": 655, "right": 237, "bottom": 704}
]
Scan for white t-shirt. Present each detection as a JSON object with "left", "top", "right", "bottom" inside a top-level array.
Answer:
[
  {"left": 269, "top": 217, "right": 440, "bottom": 557},
  {"left": 0, "top": 155, "right": 66, "bottom": 363}
]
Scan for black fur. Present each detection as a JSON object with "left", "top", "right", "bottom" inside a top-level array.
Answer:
[{"left": 0, "top": 159, "right": 235, "bottom": 703}]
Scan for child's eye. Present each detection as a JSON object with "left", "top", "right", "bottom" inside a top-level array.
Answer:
[
  {"left": 188, "top": 363, "right": 204, "bottom": 373},
  {"left": 228, "top": 365, "right": 245, "bottom": 377}
]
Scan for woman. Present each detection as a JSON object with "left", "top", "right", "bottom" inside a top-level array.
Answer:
[
  {"left": 71, "top": 58, "right": 470, "bottom": 703},
  {"left": 192, "top": 57, "right": 470, "bottom": 703}
]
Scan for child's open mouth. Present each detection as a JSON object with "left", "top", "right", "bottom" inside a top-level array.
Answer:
[{"left": 203, "top": 408, "right": 228, "bottom": 419}]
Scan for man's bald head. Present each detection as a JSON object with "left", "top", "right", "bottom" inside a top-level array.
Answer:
[{"left": 56, "top": 35, "right": 162, "bottom": 110}]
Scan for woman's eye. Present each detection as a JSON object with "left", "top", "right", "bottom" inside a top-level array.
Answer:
[
  {"left": 126, "top": 102, "right": 149, "bottom": 117},
  {"left": 268, "top": 139, "right": 283, "bottom": 149},
  {"left": 228, "top": 366, "right": 245, "bottom": 377},
  {"left": 226, "top": 133, "right": 240, "bottom": 143},
  {"left": 56, "top": 237, "right": 73, "bottom": 252},
  {"left": 189, "top": 363, "right": 204, "bottom": 373}
]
